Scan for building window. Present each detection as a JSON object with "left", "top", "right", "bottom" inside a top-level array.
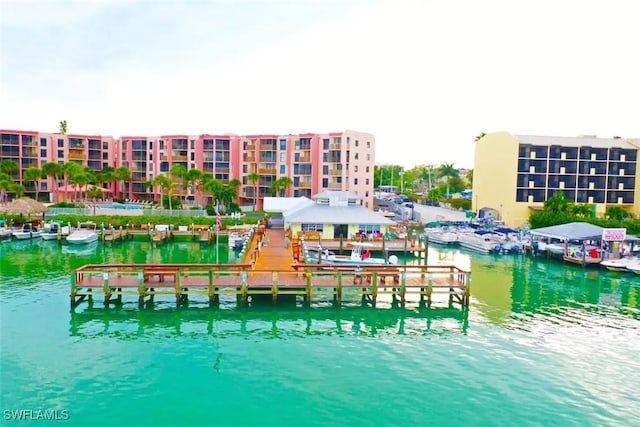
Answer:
[
  {"left": 280, "top": 165, "right": 285, "bottom": 174},
  {"left": 366, "top": 166, "right": 370, "bottom": 173},
  {"left": 358, "top": 224, "right": 380, "bottom": 233},
  {"left": 301, "top": 224, "right": 324, "bottom": 232},
  {"left": 323, "top": 165, "right": 329, "bottom": 174},
  {"left": 366, "top": 154, "right": 370, "bottom": 160},
  {"left": 355, "top": 140, "right": 359, "bottom": 147},
  {"left": 57, "top": 139, "right": 64, "bottom": 147},
  {"left": 366, "top": 179, "right": 369, "bottom": 185},
  {"left": 40, "top": 149, "right": 47, "bottom": 157},
  {"left": 354, "top": 165, "right": 358, "bottom": 172},
  {"left": 40, "top": 138, "right": 46, "bottom": 146},
  {"left": 367, "top": 141, "right": 370, "bottom": 148},
  {"left": 354, "top": 153, "right": 359, "bottom": 160},
  {"left": 57, "top": 150, "right": 64, "bottom": 158},
  {"left": 354, "top": 178, "right": 358, "bottom": 185},
  {"left": 323, "top": 139, "right": 329, "bottom": 150}
]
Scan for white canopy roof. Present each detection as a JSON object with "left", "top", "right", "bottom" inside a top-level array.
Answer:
[{"left": 530, "top": 222, "right": 605, "bottom": 241}]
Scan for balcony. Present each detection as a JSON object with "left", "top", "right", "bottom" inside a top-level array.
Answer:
[
  {"left": 21, "top": 148, "right": 39, "bottom": 158},
  {"left": 243, "top": 154, "right": 256, "bottom": 162},
  {"left": 258, "top": 168, "right": 277, "bottom": 175},
  {"left": 68, "top": 152, "right": 86, "bottom": 160},
  {"left": 298, "top": 181, "right": 311, "bottom": 189},
  {"left": 330, "top": 169, "right": 342, "bottom": 176},
  {"left": 326, "top": 184, "right": 343, "bottom": 190},
  {"left": 172, "top": 155, "right": 188, "bottom": 161}
]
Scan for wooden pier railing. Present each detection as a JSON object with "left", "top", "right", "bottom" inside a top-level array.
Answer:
[{"left": 70, "top": 263, "right": 470, "bottom": 309}]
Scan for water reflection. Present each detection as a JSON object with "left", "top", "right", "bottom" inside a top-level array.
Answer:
[{"left": 69, "top": 305, "right": 470, "bottom": 338}]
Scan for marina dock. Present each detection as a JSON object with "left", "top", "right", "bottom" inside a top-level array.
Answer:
[{"left": 71, "top": 228, "right": 470, "bottom": 309}]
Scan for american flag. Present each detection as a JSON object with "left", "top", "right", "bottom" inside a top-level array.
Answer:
[{"left": 216, "top": 209, "right": 222, "bottom": 231}]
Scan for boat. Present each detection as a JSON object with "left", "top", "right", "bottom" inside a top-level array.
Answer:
[
  {"left": 456, "top": 230, "right": 502, "bottom": 253},
  {"left": 626, "top": 261, "right": 640, "bottom": 274},
  {"left": 424, "top": 229, "right": 458, "bottom": 245},
  {"left": 307, "top": 242, "right": 397, "bottom": 265},
  {"left": 66, "top": 222, "right": 99, "bottom": 245},
  {"left": 601, "top": 257, "right": 640, "bottom": 273},
  {"left": 0, "top": 227, "right": 15, "bottom": 241},
  {"left": 41, "top": 222, "right": 71, "bottom": 241},
  {"left": 11, "top": 223, "right": 42, "bottom": 240}
]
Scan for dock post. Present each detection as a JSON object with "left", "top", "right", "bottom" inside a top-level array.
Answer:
[
  {"left": 400, "top": 271, "right": 406, "bottom": 306},
  {"left": 137, "top": 271, "right": 145, "bottom": 305},
  {"left": 272, "top": 272, "right": 279, "bottom": 304},
  {"left": 240, "top": 270, "right": 248, "bottom": 306},
  {"left": 70, "top": 271, "right": 77, "bottom": 307},
  {"left": 424, "top": 235, "right": 429, "bottom": 266},
  {"left": 305, "top": 272, "right": 312, "bottom": 304},
  {"left": 208, "top": 270, "right": 216, "bottom": 305},
  {"left": 336, "top": 272, "right": 343, "bottom": 305},
  {"left": 371, "top": 272, "right": 378, "bottom": 307},
  {"left": 103, "top": 271, "right": 111, "bottom": 305},
  {"left": 175, "top": 272, "right": 182, "bottom": 306},
  {"left": 427, "top": 273, "right": 433, "bottom": 307},
  {"left": 464, "top": 272, "right": 471, "bottom": 305}
]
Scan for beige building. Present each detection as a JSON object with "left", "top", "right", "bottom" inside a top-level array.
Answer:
[{"left": 472, "top": 132, "right": 640, "bottom": 227}]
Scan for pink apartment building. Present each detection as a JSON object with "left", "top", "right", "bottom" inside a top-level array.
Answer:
[{"left": 0, "top": 129, "right": 375, "bottom": 210}]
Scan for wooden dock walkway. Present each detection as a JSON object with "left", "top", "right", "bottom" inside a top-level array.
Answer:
[{"left": 70, "top": 228, "right": 470, "bottom": 309}]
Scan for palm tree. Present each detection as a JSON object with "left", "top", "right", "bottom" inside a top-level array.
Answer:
[
  {"left": 228, "top": 179, "right": 241, "bottom": 205},
  {"left": 62, "top": 162, "right": 82, "bottom": 202},
  {"left": 0, "top": 173, "right": 13, "bottom": 205},
  {"left": 278, "top": 176, "right": 293, "bottom": 197},
  {"left": 474, "top": 132, "right": 486, "bottom": 142},
  {"left": 186, "top": 168, "right": 204, "bottom": 207},
  {"left": 170, "top": 164, "right": 187, "bottom": 203},
  {"left": 437, "top": 162, "right": 459, "bottom": 199},
  {"left": 70, "top": 172, "right": 91, "bottom": 202},
  {"left": 113, "top": 166, "right": 131, "bottom": 200},
  {"left": 153, "top": 174, "right": 175, "bottom": 211},
  {"left": 42, "top": 162, "right": 63, "bottom": 201},
  {"left": 204, "top": 178, "right": 223, "bottom": 207},
  {"left": 10, "top": 182, "right": 25, "bottom": 198},
  {"left": 59, "top": 120, "right": 68, "bottom": 135},
  {"left": 217, "top": 185, "right": 237, "bottom": 211},
  {"left": 0, "top": 159, "right": 18, "bottom": 178},
  {"left": 23, "top": 166, "right": 42, "bottom": 202},
  {"left": 247, "top": 172, "right": 260, "bottom": 211}
]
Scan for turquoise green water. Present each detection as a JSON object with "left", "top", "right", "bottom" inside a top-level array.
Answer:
[{"left": 1, "top": 239, "right": 639, "bottom": 426}]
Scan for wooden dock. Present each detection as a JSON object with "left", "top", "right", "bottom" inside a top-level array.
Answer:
[
  {"left": 102, "top": 229, "right": 127, "bottom": 243},
  {"left": 70, "top": 263, "right": 469, "bottom": 308},
  {"left": 70, "top": 228, "right": 470, "bottom": 309}
]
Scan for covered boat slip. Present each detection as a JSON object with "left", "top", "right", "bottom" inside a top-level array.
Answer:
[
  {"left": 70, "top": 263, "right": 470, "bottom": 308},
  {"left": 529, "top": 222, "right": 639, "bottom": 267}
]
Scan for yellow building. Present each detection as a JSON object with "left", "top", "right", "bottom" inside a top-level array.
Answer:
[{"left": 472, "top": 132, "right": 640, "bottom": 227}]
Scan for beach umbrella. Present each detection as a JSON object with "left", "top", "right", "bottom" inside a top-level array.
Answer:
[{"left": 0, "top": 197, "right": 49, "bottom": 217}]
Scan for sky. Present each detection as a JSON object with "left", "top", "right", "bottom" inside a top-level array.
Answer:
[{"left": 1, "top": 0, "right": 638, "bottom": 169}]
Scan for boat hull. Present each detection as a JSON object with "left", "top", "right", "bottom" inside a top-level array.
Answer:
[{"left": 66, "top": 232, "right": 99, "bottom": 245}]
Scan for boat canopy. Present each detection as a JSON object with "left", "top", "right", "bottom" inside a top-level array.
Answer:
[{"left": 530, "top": 222, "right": 604, "bottom": 241}]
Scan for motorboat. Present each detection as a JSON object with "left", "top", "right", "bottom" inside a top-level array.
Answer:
[
  {"left": 66, "top": 222, "right": 99, "bottom": 245},
  {"left": 424, "top": 229, "right": 458, "bottom": 245},
  {"left": 305, "top": 242, "right": 397, "bottom": 265},
  {"left": 12, "top": 223, "right": 42, "bottom": 240},
  {"left": 601, "top": 257, "right": 640, "bottom": 273},
  {"left": 456, "top": 230, "right": 502, "bottom": 254},
  {"left": 41, "top": 222, "right": 71, "bottom": 241},
  {"left": 0, "top": 227, "right": 15, "bottom": 241},
  {"left": 626, "top": 261, "right": 640, "bottom": 274}
]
